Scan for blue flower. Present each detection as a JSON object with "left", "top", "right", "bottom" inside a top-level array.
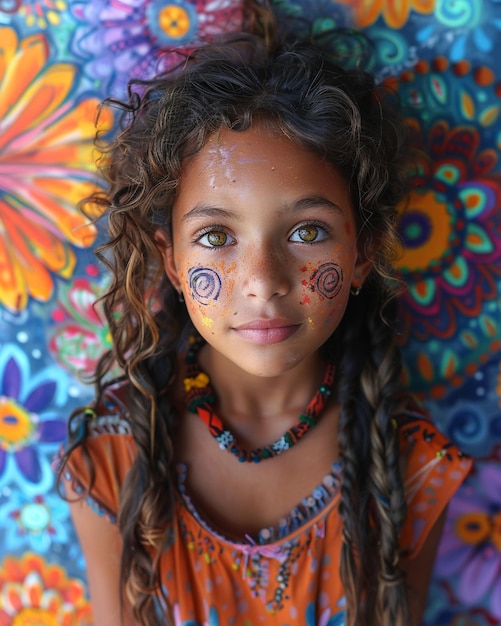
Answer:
[
  {"left": 415, "top": 0, "right": 501, "bottom": 62},
  {"left": 0, "top": 488, "right": 70, "bottom": 553},
  {"left": 0, "top": 344, "right": 69, "bottom": 495}
]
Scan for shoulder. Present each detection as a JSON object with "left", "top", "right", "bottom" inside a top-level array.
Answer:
[
  {"left": 396, "top": 399, "right": 473, "bottom": 558},
  {"left": 61, "top": 380, "right": 137, "bottom": 522}
]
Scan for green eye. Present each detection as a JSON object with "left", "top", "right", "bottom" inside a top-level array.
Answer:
[
  {"left": 207, "top": 231, "right": 227, "bottom": 246},
  {"left": 297, "top": 226, "right": 318, "bottom": 242}
]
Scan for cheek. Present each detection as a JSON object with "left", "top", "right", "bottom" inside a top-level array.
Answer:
[
  {"left": 183, "top": 262, "right": 236, "bottom": 311},
  {"left": 300, "top": 261, "right": 345, "bottom": 304},
  {"left": 188, "top": 266, "right": 223, "bottom": 305}
]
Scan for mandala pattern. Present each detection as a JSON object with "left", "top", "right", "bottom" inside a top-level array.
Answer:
[
  {"left": 389, "top": 58, "right": 501, "bottom": 393},
  {"left": 0, "top": 26, "right": 112, "bottom": 312},
  {"left": 423, "top": 353, "right": 501, "bottom": 459}
]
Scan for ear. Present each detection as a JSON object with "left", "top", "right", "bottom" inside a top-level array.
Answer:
[
  {"left": 352, "top": 256, "right": 373, "bottom": 291},
  {"left": 154, "top": 229, "right": 181, "bottom": 292}
]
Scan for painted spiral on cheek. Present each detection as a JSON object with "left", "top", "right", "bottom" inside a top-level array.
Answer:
[
  {"left": 310, "top": 262, "right": 343, "bottom": 299},
  {"left": 188, "top": 267, "right": 222, "bottom": 305}
]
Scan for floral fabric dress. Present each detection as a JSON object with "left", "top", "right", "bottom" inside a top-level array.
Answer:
[{"left": 63, "top": 382, "right": 472, "bottom": 626}]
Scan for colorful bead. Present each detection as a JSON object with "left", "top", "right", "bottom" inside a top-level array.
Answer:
[{"left": 184, "top": 336, "right": 336, "bottom": 463}]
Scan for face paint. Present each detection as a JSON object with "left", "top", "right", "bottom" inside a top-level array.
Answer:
[
  {"left": 309, "top": 262, "right": 343, "bottom": 300},
  {"left": 188, "top": 266, "right": 222, "bottom": 305},
  {"left": 164, "top": 126, "right": 370, "bottom": 378}
]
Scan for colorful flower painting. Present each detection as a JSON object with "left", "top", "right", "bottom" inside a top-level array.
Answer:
[
  {"left": 337, "top": 0, "right": 434, "bottom": 28},
  {"left": 397, "top": 121, "right": 501, "bottom": 336},
  {"left": 389, "top": 57, "right": 501, "bottom": 394},
  {"left": 48, "top": 276, "right": 111, "bottom": 377},
  {"left": 71, "top": 0, "right": 245, "bottom": 95},
  {"left": 436, "top": 463, "right": 501, "bottom": 619},
  {"left": 15, "top": 0, "right": 68, "bottom": 30},
  {"left": 0, "top": 490, "right": 70, "bottom": 554},
  {"left": 0, "top": 345, "right": 68, "bottom": 494},
  {"left": 0, "top": 0, "right": 500, "bottom": 623},
  {"left": 0, "top": 552, "right": 93, "bottom": 626},
  {"left": 0, "top": 26, "right": 112, "bottom": 312}
]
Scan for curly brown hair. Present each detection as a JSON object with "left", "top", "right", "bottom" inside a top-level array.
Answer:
[{"left": 58, "top": 3, "right": 413, "bottom": 624}]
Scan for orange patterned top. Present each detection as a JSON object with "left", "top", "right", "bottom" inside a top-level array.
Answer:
[{"left": 63, "top": 382, "right": 472, "bottom": 626}]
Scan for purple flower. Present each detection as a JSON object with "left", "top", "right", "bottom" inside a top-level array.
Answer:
[
  {"left": 70, "top": 0, "right": 244, "bottom": 95},
  {"left": 436, "top": 464, "right": 501, "bottom": 619},
  {"left": 0, "top": 345, "right": 68, "bottom": 494}
]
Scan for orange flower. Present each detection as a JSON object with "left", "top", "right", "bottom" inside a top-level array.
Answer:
[
  {"left": 0, "top": 552, "right": 93, "bottom": 626},
  {"left": 336, "top": 0, "right": 434, "bottom": 28},
  {"left": 0, "top": 27, "right": 112, "bottom": 312}
]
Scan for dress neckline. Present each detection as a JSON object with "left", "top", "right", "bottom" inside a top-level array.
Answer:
[{"left": 174, "top": 460, "right": 343, "bottom": 547}]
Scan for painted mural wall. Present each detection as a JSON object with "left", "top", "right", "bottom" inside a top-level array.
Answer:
[{"left": 0, "top": 0, "right": 500, "bottom": 624}]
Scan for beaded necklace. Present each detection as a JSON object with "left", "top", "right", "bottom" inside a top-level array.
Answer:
[{"left": 184, "top": 337, "right": 336, "bottom": 463}]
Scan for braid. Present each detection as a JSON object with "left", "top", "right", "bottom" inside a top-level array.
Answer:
[
  {"left": 334, "top": 290, "right": 374, "bottom": 625},
  {"left": 118, "top": 291, "right": 189, "bottom": 625},
  {"left": 332, "top": 278, "right": 408, "bottom": 626},
  {"left": 362, "top": 295, "right": 408, "bottom": 625},
  {"left": 118, "top": 377, "right": 174, "bottom": 625}
]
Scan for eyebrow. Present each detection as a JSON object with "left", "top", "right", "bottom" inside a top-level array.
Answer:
[
  {"left": 181, "top": 204, "right": 240, "bottom": 223},
  {"left": 286, "top": 195, "right": 346, "bottom": 216},
  {"left": 181, "top": 195, "right": 347, "bottom": 223}
]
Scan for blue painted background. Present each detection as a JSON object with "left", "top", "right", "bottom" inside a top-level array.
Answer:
[{"left": 0, "top": 0, "right": 500, "bottom": 623}]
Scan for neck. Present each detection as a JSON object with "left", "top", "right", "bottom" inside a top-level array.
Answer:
[{"left": 199, "top": 344, "right": 328, "bottom": 426}]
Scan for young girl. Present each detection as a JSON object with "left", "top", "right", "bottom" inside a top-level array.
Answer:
[{"left": 58, "top": 7, "right": 472, "bottom": 626}]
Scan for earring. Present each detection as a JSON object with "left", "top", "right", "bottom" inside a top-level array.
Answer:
[
  {"left": 178, "top": 290, "right": 184, "bottom": 303},
  {"left": 350, "top": 284, "right": 361, "bottom": 296}
]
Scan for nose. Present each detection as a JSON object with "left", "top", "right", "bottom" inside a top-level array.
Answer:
[{"left": 240, "top": 245, "right": 291, "bottom": 301}]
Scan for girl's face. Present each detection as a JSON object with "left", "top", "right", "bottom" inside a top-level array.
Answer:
[{"left": 159, "top": 125, "right": 371, "bottom": 377}]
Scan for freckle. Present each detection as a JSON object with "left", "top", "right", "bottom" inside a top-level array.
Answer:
[
  {"left": 300, "top": 296, "right": 311, "bottom": 305},
  {"left": 301, "top": 266, "right": 307, "bottom": 273},
  {"left": 301, "top": 280, "right": 308, "bottom": 287}
]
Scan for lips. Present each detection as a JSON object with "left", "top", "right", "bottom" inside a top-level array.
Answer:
[{"left": 233, "top": 319, "right": 300, "bottom": 344}]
